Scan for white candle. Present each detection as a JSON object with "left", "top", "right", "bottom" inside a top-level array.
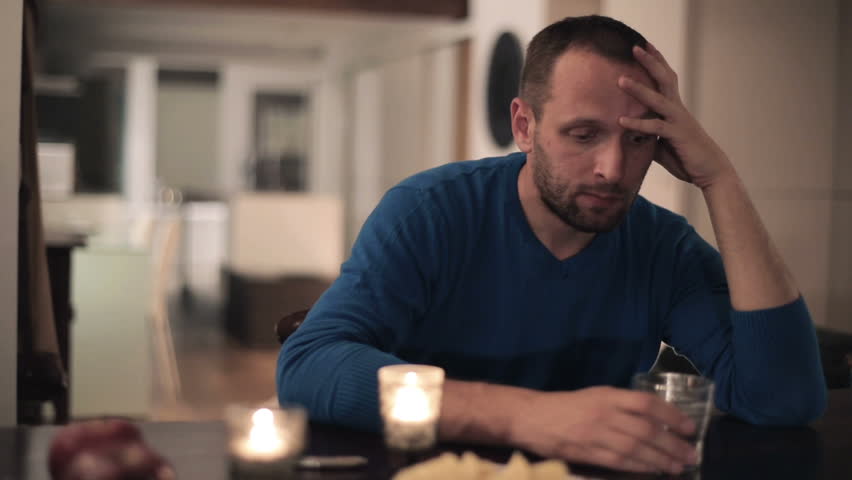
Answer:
[
  {"left": 225, "top": 405, "right": 307, "bottom": 473},
  {"left": 234, "top": 408, "right": 288, "bottom": 461},
  {"left": 378, "top": 365, "right": 445, "bottom": 451}
]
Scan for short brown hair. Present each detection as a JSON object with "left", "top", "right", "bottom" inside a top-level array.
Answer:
[{"left": 520, "top": 15, "right": 648, "bottom": 119}]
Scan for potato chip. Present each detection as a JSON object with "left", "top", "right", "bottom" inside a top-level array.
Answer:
[
  {"left": 458, "top": 451, "right": 492, "bottom": 479},
  {"left": 531, "top": 459, "right": 570, "bottom": 480},
  {"left": 392, "top": 450, "right": 573, "bottom": 480},
  {"left": 393, "top": 452, "right": 459, "bottom": 480},
  {"left": 457, "top": 452, "right": 477, "bottom": 480}
]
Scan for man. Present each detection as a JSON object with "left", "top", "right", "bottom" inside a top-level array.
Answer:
[{"left": 277, "top": 15, "right": 825, "bottom": 475}]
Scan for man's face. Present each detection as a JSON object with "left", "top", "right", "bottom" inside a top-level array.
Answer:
[{"left": 527, "top": 49, "right": 658, "bottom": 233}]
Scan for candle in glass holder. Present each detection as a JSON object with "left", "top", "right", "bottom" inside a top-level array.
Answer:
[
  {"left": 225, "top": 404, "right": 307, "bottom": 478},
  {"left": 378, "top": 365, "right": 445, "bottom": 451}
]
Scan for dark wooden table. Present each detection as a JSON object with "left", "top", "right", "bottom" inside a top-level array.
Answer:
[{"left": 6, "top": 389, "right": 851, "bottom": 479}]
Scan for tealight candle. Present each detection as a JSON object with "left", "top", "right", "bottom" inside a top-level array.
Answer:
[
  {"left": 225, "top": 404, "right": 307, "bottom": 478},
  {"left": 378, "top": 365, "right": 445, "bottom": 451}
]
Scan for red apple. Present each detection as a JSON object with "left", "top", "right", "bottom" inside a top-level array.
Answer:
[{"left": 48, "top": 419, "right": 172, "bottom": 480}]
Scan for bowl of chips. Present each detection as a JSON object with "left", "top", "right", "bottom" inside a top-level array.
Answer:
[{"left": 392, "top": 451, "right": 574, "bottom": 480}]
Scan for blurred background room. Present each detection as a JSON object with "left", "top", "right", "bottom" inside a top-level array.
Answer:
[{"left": 1, "top": 0, "right": 851, "bottom": 426}]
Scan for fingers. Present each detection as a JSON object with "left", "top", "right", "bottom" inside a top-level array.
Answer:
[
  {"left": 516, "top": 388, "right": 704, "bottom": 475},
  {"left": 654, "top": 140, "right": 693, "bottom": 182},
  {"left": 618, "top": 76, "right": 675, "bottom": 119},
  {"left": 614, "top": 391, "right": 696, "bottom": 438},
  {"left": 618, "top": 115, "right": 668, "bottom": 137},
  {"left": 606, "top": 411, "right": 697, "bottom": 468},
  {"left": 550, "top": 440, "right": 658, "bottom": 474},
  {"left": 557, "top": 439, "right": 683, "bottom": 474},
  {"left": 598, "top": 428, "right": 684, "bottom": 474},
  {"left": 633, "top": 44, "right": 680, "bottom": 100},
  {"left": 545, "top": 426, "right": 690, "bottom": 475},
  {"left": 580, "top": 444, "right": 662, "bottom": 474}
]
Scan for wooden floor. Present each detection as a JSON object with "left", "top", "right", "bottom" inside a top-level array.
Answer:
[{"left": 151, "top": 299, "right": 280, "bottom": 422}]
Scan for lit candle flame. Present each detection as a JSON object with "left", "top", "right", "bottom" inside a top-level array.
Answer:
[
  {"left": 247, "top": 408, "right": 283, "bottom": 454},
  {"left": 390, "top": 384, "right": 430, "bottom": 422}
]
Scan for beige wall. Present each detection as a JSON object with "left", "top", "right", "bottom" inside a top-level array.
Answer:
[
  {"left": 380, "top": 55, "right": 427, "bottom": 191},
  {"left": 349, "top": 68, "right": 382, "bottom": 246},
  {"left": 346, "top": 44, "right": 461, "bottom": 247},
  {"left": 0, "top": 0, "right": 23, "bottom": 426},
  {"left": 828, "top": 1, "right": 852, "bottom": 332},
  {"left": 687, "top": 0, "right": 839, "bottom": 327},
  {"left": 548, "top": 0, "right": 599, "bottom": 23}
]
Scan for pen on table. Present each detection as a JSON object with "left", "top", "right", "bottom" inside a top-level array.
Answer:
[{"left": 297, "top": 455, "right": 369, "bottom": 470}]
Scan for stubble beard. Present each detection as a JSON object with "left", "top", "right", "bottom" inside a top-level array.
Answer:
[{"left": 531, "top": 138, "right": 635, "bottom": 234}]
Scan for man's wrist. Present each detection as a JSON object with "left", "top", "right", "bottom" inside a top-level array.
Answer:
[
  {"left": 698, "top": 160, "right": 739, "bottom": 194},
  {"left": 439, "top": 380, "right": 537, "bottom": 446},
  {"left": 502, "top": 387, "right": 539, "bottom": 446}
]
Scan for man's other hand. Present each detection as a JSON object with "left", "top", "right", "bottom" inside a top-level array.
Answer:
[
  {"left": 508, "top": 386, "right": 698, "bottom": 475},
  {"left": 618, "top": 43, "right": 734, "bottom": 191}
]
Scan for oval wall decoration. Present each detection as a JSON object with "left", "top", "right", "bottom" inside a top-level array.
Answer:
[{"left": 486, "top": 31, "right": 523, "bottom": 148}]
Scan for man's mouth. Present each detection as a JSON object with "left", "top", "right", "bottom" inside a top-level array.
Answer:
[{"left": 577, "top": 192, "right": 624, "bottom": 208}]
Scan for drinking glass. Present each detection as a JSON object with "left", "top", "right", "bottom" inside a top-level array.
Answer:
[{"left": 632, "top": 372, "right": 715, "bottom": 468}]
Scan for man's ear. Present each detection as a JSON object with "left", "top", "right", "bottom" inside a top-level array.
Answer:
[{"left": 511, "top": 97, "right": 535, "bottom": 153}]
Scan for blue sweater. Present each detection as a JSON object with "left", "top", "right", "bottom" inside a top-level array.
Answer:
[{"left": 277, "top": 153, "right": 826, "bottom": 431}]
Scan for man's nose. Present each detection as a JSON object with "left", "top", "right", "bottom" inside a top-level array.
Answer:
[{"left": 594, "top": 139, "right": 625, "bottom": 184}]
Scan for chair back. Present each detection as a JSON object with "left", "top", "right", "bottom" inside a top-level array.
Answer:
[
  {"left": 148, "top": 213, "right": 183, "bottom": 404},
  {"left": 276, "top": 309, "right": 310, "bottom": 344}
]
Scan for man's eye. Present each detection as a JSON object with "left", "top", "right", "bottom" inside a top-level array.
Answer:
[{"left": 568, "top": 129, "right": 598, "bottom": 143}]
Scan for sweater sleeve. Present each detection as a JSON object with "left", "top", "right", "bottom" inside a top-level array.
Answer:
[
  {"left": 660, "top": 227, "right": 827, "bottom": 426},
  {"left": 276, "top": 186, "right": 444, "bottom": 432}
]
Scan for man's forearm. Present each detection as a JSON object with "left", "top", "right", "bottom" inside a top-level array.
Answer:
[
  {"left": 701, "top": 164, "right": 800, "bottom": 311},
  {"left": 438, "top": 379, "right": 533, "bottom": 445}
]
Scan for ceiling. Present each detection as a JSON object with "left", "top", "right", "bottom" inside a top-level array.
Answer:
[
  {"left": 41, "top": 0, "right": 470, "bottom": 73},
  {"left": 47, "top": 0, "right": 468, "bottom": 18}
]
